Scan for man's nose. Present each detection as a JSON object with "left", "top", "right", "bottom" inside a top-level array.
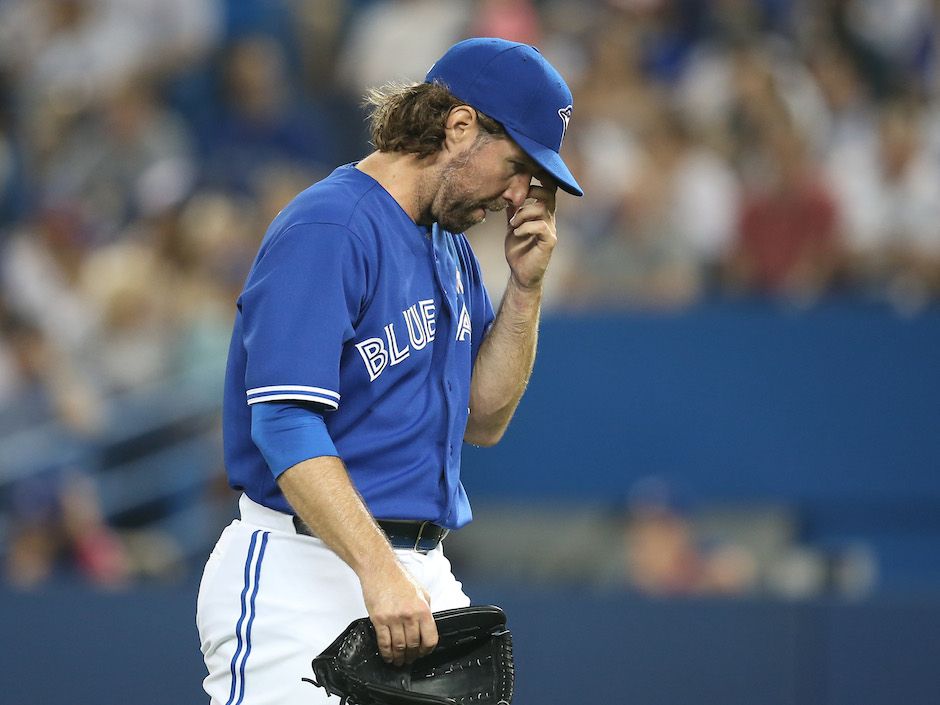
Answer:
[{"left": 503, "top": 174, "right": 531, "bottom": 209}]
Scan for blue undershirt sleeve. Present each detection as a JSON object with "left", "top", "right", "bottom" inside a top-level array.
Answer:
[{"left": 250, "top": 401, "right": 339, "bottom": 479}]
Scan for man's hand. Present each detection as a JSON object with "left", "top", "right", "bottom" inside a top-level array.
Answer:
[
  {"left": 360, "top": 562, "right": 438, "bottom": 667},
  {"left": 277, "top": 457, "right": 439, "bottom": 667},
  {"left": 505, "top": 180, "right": 558, "bottom": 291}
]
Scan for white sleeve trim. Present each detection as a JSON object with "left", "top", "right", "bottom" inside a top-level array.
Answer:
[
  {"left": 246, "top": 393, "right": 340, "bottom": 409},
  {"left": 246, "top": 385, "right": 340, "bottom": 401}
]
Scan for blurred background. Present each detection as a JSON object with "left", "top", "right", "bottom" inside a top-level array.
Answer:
[{"left": 1, "top": 0, "right": 939, "bottom": 703}]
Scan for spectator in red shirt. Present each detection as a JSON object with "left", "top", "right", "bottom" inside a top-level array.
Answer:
[{"left": 728, "top": 117, "right": 842, "bottom": 300}]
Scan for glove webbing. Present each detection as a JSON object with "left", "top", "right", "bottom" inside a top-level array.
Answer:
[{"left": 415, "top": 630, "right": 512, "bottom": 704}]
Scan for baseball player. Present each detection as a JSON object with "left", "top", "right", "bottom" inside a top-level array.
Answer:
[{"left": 196, "top": 38, "right": 583, "bottom": 705}]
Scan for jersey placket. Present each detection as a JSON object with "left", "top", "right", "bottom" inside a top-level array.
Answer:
[{"left": 430, "top": 225, "right": 465, "bottom": 523}]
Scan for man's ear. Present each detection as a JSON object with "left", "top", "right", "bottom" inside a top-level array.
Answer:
[{"left": 442, "top": 105, "right": 479, "bottom": 152}]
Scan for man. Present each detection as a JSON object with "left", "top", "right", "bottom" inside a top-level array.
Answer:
[{"left": 196, "top": 37, "right": 582, "bottom": 705}]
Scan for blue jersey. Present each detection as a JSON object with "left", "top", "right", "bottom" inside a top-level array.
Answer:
[{"left": 222, "top": 164, "right": 495, "bottom": 530}]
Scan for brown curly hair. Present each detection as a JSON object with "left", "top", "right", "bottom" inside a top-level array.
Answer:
[{"left": 363, "top": 81, "right": 505, "bottom": 158}]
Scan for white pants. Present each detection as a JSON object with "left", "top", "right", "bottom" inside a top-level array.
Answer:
[{"left": 196, "top": 494, "right": 470, "bottom": 705}]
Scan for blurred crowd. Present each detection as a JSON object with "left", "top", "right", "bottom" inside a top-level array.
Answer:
[
  {"left": 1, "top": 0, "right": 939, "bottom": 587},
  {"left": 550, "top": 0, "right": 940, "bottom": 313}
]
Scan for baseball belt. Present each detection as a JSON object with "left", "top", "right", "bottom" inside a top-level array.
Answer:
[{"left": 292, "top": 515, "right": 449, "bottom": 553}]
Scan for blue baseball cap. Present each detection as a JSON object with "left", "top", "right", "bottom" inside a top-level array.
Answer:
[{"left": 426, "top": 38, "right": 583, "bottom": 197}]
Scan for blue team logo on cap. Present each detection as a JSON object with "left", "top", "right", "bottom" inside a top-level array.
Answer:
[{"left": 558, "top": 105, "right": 572, "bottom": 143}]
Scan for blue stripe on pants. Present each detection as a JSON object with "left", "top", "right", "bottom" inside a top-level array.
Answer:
[
  {"left": 225, "top": 530, "right": 268, "bottom": 705},
  {"left": 234, "top": 531, "right": 269, "bottom": 705}
]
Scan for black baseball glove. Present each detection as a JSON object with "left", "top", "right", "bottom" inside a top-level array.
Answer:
[{"left": 303, "top": 605, "right": 514, "bottom": 705}]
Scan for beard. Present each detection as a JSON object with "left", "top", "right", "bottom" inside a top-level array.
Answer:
[
  {"left": 421, "top": 139, "right": 508, "bottom": 233},
  {"left": 434, "top": 193, "right": 506, "bottom": 233}
]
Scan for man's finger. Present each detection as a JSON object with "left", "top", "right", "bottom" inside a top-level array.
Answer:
[
  {"left": 403, "top": 616, "right": 423, "bottom": 663},
  {"left": 374, "top": 622, "right": 394, "bottom": 663},
  {"left": 508, "top": 201, "right": 551, "bottom": 227},
  {"left": 529, "top": 178, "right": 558, "bottom": 202},
  {"left": 533, "top": 172, "right": 559, "bottom": 191},
  {"left": 526, "top": 188, "right": 556, "bottom": 215},
  {"left": 418, "top": 609, "right": 439, "bottom": 657},
  {"left": 389, "top": 623, "right": 408, "bottom": 667}
]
